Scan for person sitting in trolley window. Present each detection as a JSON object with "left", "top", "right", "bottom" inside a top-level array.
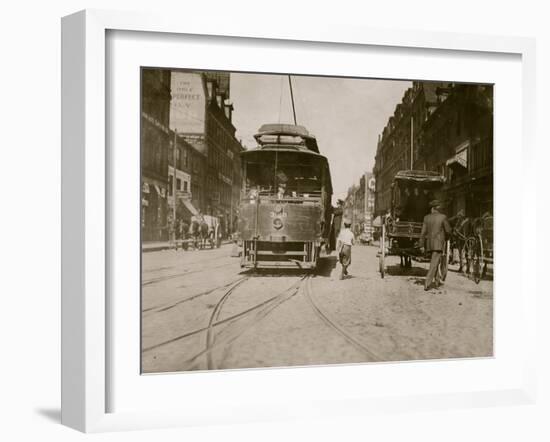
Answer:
[
  {"left": 248, "top": 187, "right": 259, "bottom": 203},
  {"left": 277, "top": 182, "right": 287, "bottom": 200}
]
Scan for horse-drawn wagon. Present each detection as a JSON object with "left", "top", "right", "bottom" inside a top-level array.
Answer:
[
  {"left": 189, "top": 214, "right": 221, "bottom": 250},
  {"left": 378, "top": 170, "right": 447, "bottom": 278}
]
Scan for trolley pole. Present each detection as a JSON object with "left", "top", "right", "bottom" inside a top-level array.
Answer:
[
  {"left": 172, "top": 129, "right": 178, "bottom": 248},
  {"left": 410, "top": 115, "right": 414, "bottom": 169},
  {"left": 288, "top": 75, "right": 297, "bottom": 125}
]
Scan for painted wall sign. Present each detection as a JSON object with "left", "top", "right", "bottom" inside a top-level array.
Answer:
[{"left": 169, "top": 72, "right": 206, "bottom": 134}]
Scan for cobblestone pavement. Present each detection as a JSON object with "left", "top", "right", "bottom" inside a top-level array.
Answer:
[{"left": 141, "top": 244, "right": 493, "bottom": 373}]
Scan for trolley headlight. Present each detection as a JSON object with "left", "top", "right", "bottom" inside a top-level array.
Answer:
[{"left": 273, "top": 218, "right": 283, "bottom": 230}]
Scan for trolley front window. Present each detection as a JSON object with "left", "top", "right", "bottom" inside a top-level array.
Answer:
[{"left": 243, "top": 151, "right": 325, "bottom": 198}]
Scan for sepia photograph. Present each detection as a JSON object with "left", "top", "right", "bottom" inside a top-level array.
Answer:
[{"left": 140, "top": 68, "right": 493, "bottom": 373}]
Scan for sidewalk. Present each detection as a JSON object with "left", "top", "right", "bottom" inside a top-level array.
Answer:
[
  {"left": 142, "top": 241, "right": 172, "bottom": 252},
  {"left": 142, "top": 239, "right": 234, "bottom": 253}
]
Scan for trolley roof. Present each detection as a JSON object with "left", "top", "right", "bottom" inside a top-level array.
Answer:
[{"left": 253, "top": 123, "right": 320, "bottom": 153}]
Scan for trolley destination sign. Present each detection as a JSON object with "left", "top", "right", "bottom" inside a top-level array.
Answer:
[{"left": 140, "top": 68, "right": 494, "bottom": 373}]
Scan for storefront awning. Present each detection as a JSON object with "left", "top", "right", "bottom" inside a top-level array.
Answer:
[
  {"left": 446, "top": 148, "right": 468, "bottom": 169},
  {"left": 181, "top": 198, "right": 199, "bottom": 216}
]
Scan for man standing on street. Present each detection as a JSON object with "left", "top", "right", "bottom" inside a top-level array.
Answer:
[
  {"left": 337, "top": 219, "right": 354, "bottom": 280},
  {"left": 329, "top": 199, "right": 345, "bottom": 251},
  {"left": 421, "top": 200, "right": 451, "bottom": 291}
]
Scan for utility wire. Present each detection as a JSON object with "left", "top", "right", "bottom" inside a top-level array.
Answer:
[{"left": 278, "top": 75, "right": 284, "bottom": 123}]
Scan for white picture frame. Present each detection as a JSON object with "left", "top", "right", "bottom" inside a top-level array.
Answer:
[{"left": 61, "top": 9, "right": 537, "bottom": 433}]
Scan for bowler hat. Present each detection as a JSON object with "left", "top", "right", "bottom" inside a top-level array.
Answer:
[{"left": 429, "top": 199, "right": 442, "bottom": 208}]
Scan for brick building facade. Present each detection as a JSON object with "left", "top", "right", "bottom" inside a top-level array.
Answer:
[
  {"left": 141, "top": 69, "right": 172, "bottom": 241},
  {"left": 171, "top": 71, "right": 244, "bottom": 237},
  {"left": 373, "top": 81, "right": 493, "bottom": 219},
  {"left": 344, "top": 172, "right": 376, "bottom": 240}
]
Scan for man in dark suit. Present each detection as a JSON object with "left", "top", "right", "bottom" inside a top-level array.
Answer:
[
  {"left": 329, "top": 199, "right": 344, "bottom": 251},
  {"left": 421, "top": 200, "right": 452, "bottom": 291}
]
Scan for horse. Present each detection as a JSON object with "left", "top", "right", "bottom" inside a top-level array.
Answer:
[
  {"left": 179, "top": 221, "right": 189, "bottom": 250},
  {"left": 448, "top": 215, "right": 473, "bottom": 273},
  {"left": 189, "top": 219, "right": 201, "bottom": 250},
  {"left": 397, "top": 238, "right": 413, "bottom": 268},
  {"left": 199, "top": 221, "right": 210, "bottom": 249},
  {"left": 470, "top": 214, "right": 492, "bottom": 279}
]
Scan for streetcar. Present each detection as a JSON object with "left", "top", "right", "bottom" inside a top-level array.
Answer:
[
  {"left": 378, "top": 170, "right": 446, "bottom": 278},
  {"left": 238, "top": 123, "right": 333, "bottom": 269}
]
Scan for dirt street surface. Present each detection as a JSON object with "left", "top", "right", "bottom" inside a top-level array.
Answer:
[{"left": 141, "top": 244, "right": 493, "bottom": 373}]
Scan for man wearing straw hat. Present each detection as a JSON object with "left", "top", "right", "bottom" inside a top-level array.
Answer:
[
  {"left": 336, "top": 218, "right": 354, "bottom": 280},
  {"left": 421, "top": 200, "right": 451, "bottom": 291}
]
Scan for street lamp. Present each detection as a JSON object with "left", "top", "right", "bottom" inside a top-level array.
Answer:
[{"left": 172, "top": 129, "right": 177, "bottom": 248}]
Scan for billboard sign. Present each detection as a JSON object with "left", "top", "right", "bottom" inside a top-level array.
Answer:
[{"left": 169, "top": 72, "right": 206, "bottom": 134}]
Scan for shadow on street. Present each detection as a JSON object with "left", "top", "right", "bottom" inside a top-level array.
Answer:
[
  {"left": 236, "top": 255, "right": 338, "bottom": 278},
  {"left": 386, "top": 264, "right": 428, "bottom": 277}
]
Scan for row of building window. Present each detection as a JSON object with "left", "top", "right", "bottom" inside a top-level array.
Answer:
[
  {"left": 168, "top": 175, "right": 189, "bottom": 196},
  {"left": 206, "top": 175, "right": 233, "bottom": 206},
  {"left": 209, "top": 146, "right": 233, "bottom": 181}
]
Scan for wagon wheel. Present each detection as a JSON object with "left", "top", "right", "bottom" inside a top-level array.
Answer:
[
  {"left": 439, "top": 240, "right": 449, "bottom": 281},
  {"left": 472, "top": 252, "right": 481, "bottom": 284},
  {"left": 379, "top": 248, "right": 385, "bottom": 278},
  {"left": 481, "top": 250, "right": 490, "bottom": 279},
  {"left": 379, "top": 224, "right": 385, "bottom": 278},
  {"left": 467, "top": 236, "right": 482, "bottom": 284},
  {"left": 479, "top": 234, "right": 486, "bottom": 277},
  {"left": 464, "top": 237, "right": 474, "bottom": 275},
  {"left": 209, "top": 231, "right": 215, "bottom": 249},
  {"left": 473, "top": 234, "right": 484, "bottom": 284}
]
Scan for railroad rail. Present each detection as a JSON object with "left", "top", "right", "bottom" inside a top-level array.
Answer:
[
  {"left": 142, "top": 275, "right": 310, "bottom": 371},
  {"left": 302, "top": 276, "right": 380, "bottom": 361}
]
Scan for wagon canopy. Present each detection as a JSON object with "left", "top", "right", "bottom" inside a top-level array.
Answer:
[
  {"left": 393, "top": 170, "right": 445, "bottom": 184},
  {"left": 391, "top": 170, "right": 445, "bottom": 223}
]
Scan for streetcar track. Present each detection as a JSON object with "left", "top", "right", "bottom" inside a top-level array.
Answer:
[
  {"left": 142, "top": 277, "right": 246, "bottom": 314},
  {"left": 142, "top": 265, "right": 173, "bottom": 274},
  {"left": 142, "top": 262, "right": 234, "bottom": 286},
  {"left": 303, "top": 276, "right": 380, "bottom": 361},
  {"left": 142, "top": 254, "right": 229, "bottom": 275},
  {"left": 203, "top": 274, "right": 306, "bottom": 368},
  {"left": 141, "top": 276, "right": 304, "bottom": 353},
  {"left": 209, "top": 276, "right": 307, "bottom": 370},
  {"left": 179, "top": 275, "right": 309, "bottom": 370},
  {"left": 143, "top": 273, "right": 381, "bottom": 368},
  {"left": 205, "top": 277, "right": 250, "bottom": 369}
]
